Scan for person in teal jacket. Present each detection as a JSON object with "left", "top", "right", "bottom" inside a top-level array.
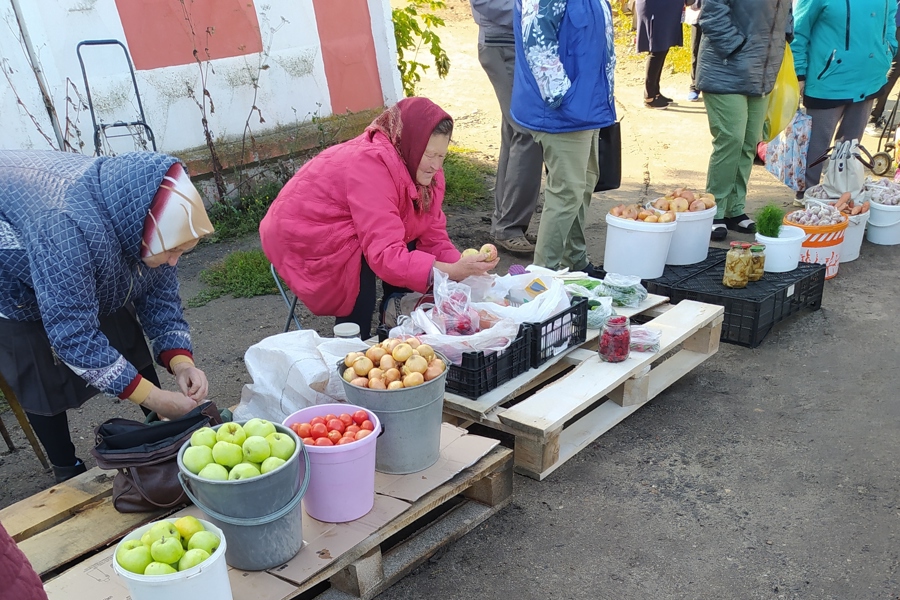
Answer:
[{"left": 792, "top": 0, "right": 897, "bottom": 199}]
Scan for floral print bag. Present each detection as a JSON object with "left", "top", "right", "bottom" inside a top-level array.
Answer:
[{"left": 765, "top": 109, "right": 811, "bottom": 193}]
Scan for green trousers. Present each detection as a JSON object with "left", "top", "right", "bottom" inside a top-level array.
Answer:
[
  {"left": 704, "top": 93, "right": 768, "bottom": 219},
  {"left": 528, "top": 128, "right": 600, "bottom": 270}
]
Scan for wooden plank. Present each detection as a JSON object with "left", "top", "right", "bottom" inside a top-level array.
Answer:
[
  {"left": 498, "top": 301, "right": 723, "bottom": 438},
  {"left": 513, "top": 431, "right": 560, "bottom": 476},
  {"left": 19, "top": 496, "right": 166, "bottom": 576},
  {"left": 0, "top": 467, "right": 115, "bottom": 542},
  {"left": 330, "top": 547, "right": 385, "bottom": 598}
]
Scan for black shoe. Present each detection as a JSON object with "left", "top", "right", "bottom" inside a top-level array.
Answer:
[
  {"left": 724, "top": 215, "right": 756, "bottom": 234},
  {"left": 582, "top": 262, "right": 605, "bottom": 279},
  {"left": 53, "top": 459, "right": 87, "bottom": 484},
  {"left": 659, "top": 94, "right": 673, "bottom": 104},
  {"left": 644, "top": 96, "right": 669, "bottom": 110},
  {"left": 711, "top": 219, "right": 728, "bottom": 241}
]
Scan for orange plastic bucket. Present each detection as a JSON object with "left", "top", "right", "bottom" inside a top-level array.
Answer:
[{"left": 782, "top": 214, "right": 849, "bottom": 279}]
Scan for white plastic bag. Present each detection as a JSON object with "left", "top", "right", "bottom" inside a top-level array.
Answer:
[
  {"left": 389, "top": 312, "right": 521, "bottom": 365},
  {"left": 234, "top": 330, "right": 368, "bottom": 423},
  {"left": 471, "top": 275, "right": 570, "bottom": 324}
]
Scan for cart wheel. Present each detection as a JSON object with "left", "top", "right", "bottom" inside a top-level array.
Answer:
[{"left": 872, "top": 152, "right": 893, "bottom": 176}]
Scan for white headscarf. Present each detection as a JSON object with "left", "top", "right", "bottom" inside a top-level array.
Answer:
[{"left": 141, "top": 163, "right": 214, "bottom": 258}]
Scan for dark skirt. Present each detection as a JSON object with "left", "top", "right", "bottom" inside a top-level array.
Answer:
[
  {"left": 635, "top": 0, "right": 684, "bottom": 53},
  {"left": 0, "top": 305, "right": 153, "bottom": 416}
]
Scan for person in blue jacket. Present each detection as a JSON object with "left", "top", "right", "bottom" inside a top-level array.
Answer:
[
  {"left": 510, "top": 0, "right": 616, "bottom": 274},
  {"left": 0, "top": 151, "right": 214, "bottom": 483},
  {"left": 792, "top": 0, "right": 898, "bottom": 199}
]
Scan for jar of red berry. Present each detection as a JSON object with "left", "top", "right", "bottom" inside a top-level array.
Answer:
[{"left": 599, "top": 315, "right": 630, "bottom": 363}]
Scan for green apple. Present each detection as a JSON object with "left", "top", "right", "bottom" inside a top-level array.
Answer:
[
  {"left": 190, "top": 427, "right": 217, "bottom": 449},
  {"left": 242, "top": 436, "right": 271, "bottom": 463},
  {"left": 151, "top": 536, "right": 185, "bottom": 564},
  {"left": 266, "top": 432, "right": 296, "bottom": 461},
  {"left": 144, "top": 562, "right": 178, "bottom": 576},
  {"left": 212, "top": 441, "right": 243, "bottom": 468},
  {"left": 228, "top": 462, "right": 261, "bottom": 481},
  {"left": 182, "top": 445, "right": 215, "bottom": 475},
  {"left": 197, "top": 462, "right": 229, "bottom": 481},
  {"left": 178, "top": 548, "right": 211, "bottom": 571},
  {"left": 243, "top": 418, "right": 276, "bottom": 439},
  {"left": 142, "top": 520, "right": 181, "bottom": 548},
  {"left": 188, "top": 530, "right": 220, "bottom": 555},
  {"left": 174, "top": 516, "right": 205, "bottom": 545},
  {"left": 216, "top": 422, "right": 246, "bottom": 446},
  {"left": 260, "top": 456, "right": 285, "bottom": 474},
  {"left": 116, "top": 540, "right": 153, "bottom": 574}
]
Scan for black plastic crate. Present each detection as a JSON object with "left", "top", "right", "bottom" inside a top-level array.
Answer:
[
  {"left": 444, "top": 325, "right": 532, "bottom": 399},
  {"left": 665, "top": 261, "right": 826, "bottom": 348},
  {"left": 526, "top": 296, "right": 589, "bottom": 368},
  {"left": 643, "top": 247, "right": 728, "bottom": 296}
]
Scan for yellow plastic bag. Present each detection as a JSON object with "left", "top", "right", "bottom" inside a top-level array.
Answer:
[{"left": 763, "top": 44, "right": 800, "bottom": 142}]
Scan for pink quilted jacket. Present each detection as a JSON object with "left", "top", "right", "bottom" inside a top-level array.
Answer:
[
  {"left": 0, "top": 521, "right": 47, "bottom": 600},
  {"left": 260, "top": 131, "right": 460, "bottom": 317}
]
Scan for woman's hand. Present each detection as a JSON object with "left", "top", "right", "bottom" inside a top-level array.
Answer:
[
  {"left": 435, "top": 253, "right": 500, "bottom": 282},
  {"left": 141, "top": 387, "right": 199, "bottom": 420},
  {"left": 173, "top": 363, "right": 209, "bottom": 402}
]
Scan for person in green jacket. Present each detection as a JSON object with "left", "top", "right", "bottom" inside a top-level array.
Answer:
[{"left": 792, "top": 0, "right": 898, "bottom": 201}]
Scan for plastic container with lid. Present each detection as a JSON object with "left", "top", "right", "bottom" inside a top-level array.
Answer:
[
  {"left": 722, "top": 241, "right": 751, "bottom": 289},
  {"left": 333, "top": 323, "right": 361, "bottom": 339},
  {"left": 748, "top": 244, "right": 766, "bottom": 282},
  {"left": 598, "top": 315, "right": 630, "bottom": 363}
]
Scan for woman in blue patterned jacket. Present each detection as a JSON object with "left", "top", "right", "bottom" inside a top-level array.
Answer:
[{"left": 0, "top": 150, "right": 214, "bottom": 483}]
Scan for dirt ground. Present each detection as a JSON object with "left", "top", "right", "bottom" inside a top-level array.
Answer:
[{"left": 3, "top": 3, "right": 900, "bottom": 599}]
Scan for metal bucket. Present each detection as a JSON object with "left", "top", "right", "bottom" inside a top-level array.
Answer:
[
  {"left": 177, "top": 422, "right": 303, "bottom": 519},
  {"left": 178, "top": 443, "right": 310, "bottom": 571},
  {"left": 338, "top": 356, "right": 448, "bottom": 474}
]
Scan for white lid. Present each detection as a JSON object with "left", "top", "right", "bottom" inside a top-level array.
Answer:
[{"left": 333, "top": 323, "right": 361, "bottom": 338}]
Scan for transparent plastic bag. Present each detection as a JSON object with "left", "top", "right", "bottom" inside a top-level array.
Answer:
[
  {"left": 629, "top": 326, "right": 661, "bottom": 353},
  {"left": 432, "top": 269, "right": 480, "bottom": 335},
  {"left": 389, "top": 311, "right": 520, "bottom": 365},
  {"left": 594, "top": 273, "right": 648, "bottom": 308}
]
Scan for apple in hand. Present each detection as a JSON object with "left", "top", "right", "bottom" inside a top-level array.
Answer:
[
  {"left": 242, "top": 436, "right": 271, "bottom": 464},
  {"left": 215, "top": 422, "right": 246, "bottom": 446},
  {"left": 116, "top": 540, "right": 153, "bottom": 574},
  {"left": 228, "top": 462, "right": 261, "bottom": 481},
  {"left": 266, "top": 432, "right": 296, "bottom": 461},
  {"left": 174, "top": 516, "right": 204, "bottom": 545},
  {"left": 142, "top": 521, "right": 181, "bottom": 548},
  {"left": 182, "top": 445, "right": 214, "bottom": 475},
  {"left": 177, "top": 548, "right": 211, "bottom": 571},
  {"left": 479, "top": 243, "right": 498, "bottom": 262},
  {"left": 187, "top": 530, "right": 220, "bottom": 555},
  {"left": 461, "top": 248, "right": 479, "bottom": 258},
  {"left": 151, "top": 536, "right": 185, "bottom": 564},
  {"left": 243, "top": 418, "right": 276, "bottom": 439},
  {"left": 144, "top": 562, "right": 178, "bottom": 576},
  {"left": 260, "top": 456, "right": 285, "bottom": 474},
  {"left": 212, "top": 441, "right": 243, "bottom": 468},
  {"left": 190, "top": 427, "right": 217, "bottom": 449},
  {"left": 197, "top": 463, "right": 229, "bottom": 481}
]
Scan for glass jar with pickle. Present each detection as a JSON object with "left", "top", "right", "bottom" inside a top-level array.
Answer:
[
  {"left": 748, "top": 244, "right": 766, "bottom": 281},
  {"left": 723, "top": 241, "right": 751, "bottom": 289}
]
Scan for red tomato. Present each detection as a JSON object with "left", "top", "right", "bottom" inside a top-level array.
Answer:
[
  {"left": 336, "top": 437, "right": 355, "bottom": 445},
  {"left": 324, "top": 414, "right": 338, "bottom": 424},
  {"left": 302, "top": 437, "right": 315, "bottom": 446},
  {"left": 345, "top": 425, "right": 361, "bottom": 436},
  {"left": 310, "top": 423, "right": 328, "bottom": 439},
  {"left": 355, "top": 429, "right": 372, "bottom": 441},
  {"left": 360, "top": 420, "right": 375, "bottom": 432},
  {"left": 295, "top": 423, "right": 312, "bottom": 439},
  {"left": 326, "top": 430, "right": 343, "bottom": 444},
  {"left": 339, "top": 413, "right": 354, "bottom": 426},
  {"left": 326, "top": 419, "right": 345, "bottom": 434},
  {"left": 310, "top": 416, "right": 326, "bottom": 427},
  {"left": 315, "top": 437, "right": 334, "bottom": 447},
  {"left": 352, "top": 410, "right": 368, "bottom": 425}
]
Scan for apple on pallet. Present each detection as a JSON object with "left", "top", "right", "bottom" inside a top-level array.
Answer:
[{"left": 116, "top": 519, "right": 221, "bottom": 575}]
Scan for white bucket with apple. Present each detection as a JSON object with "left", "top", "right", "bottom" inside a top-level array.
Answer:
[{"left": 113, "top": 517, "right": 231, "bottom": 600}]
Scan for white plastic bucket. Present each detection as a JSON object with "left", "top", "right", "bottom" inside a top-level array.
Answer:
[
  {"left": 865, "top": 201, "right": 900, "bottom": 245},
  {"left": 838, "top": 210, "right": 869, "bottom": 261},
  {"left": 113, "top": 519, "right": 232, "bottom": 600},
  {"left": 755, "top": 225, "right": 805, "bottom": 273},
  {"left": 666, "top": 206, "right": 717, "bottom": 265},
  {"left": 604, "top": 214, "right": 677, "bottom": 279}
]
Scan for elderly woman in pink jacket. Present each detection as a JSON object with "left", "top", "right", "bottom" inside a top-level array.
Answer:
[{"left": 261, "top": 97, "right": 498, "bottom": 338}]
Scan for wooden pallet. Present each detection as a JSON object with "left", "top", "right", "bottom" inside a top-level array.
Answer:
[
  {"left": 0, "top": 467, "right": 167, "bottom": 578},
  {"left": 443, "top": 299, "right": 724, "bottom": 480}
]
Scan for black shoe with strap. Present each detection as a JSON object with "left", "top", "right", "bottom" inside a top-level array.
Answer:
[
  {"left": 724, "top": 214, "right": 757, "bottom": 234},
  {"left": 53, "top": 458, "right": 87, "bottom": 484}
]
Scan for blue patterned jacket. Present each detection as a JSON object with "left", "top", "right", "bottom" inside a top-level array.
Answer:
[{"left": 0, "top": 150, "right": 193, "bottom": 397}]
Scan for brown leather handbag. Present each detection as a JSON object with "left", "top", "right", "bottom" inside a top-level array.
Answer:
[{"left": 91, "top": 402, "right": 223, "bottom": 513}]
